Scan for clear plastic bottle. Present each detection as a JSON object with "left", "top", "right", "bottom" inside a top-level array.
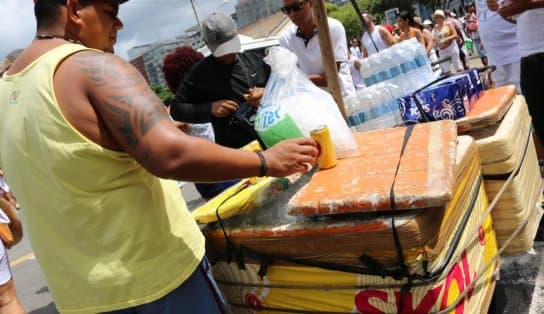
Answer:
[
  {"left": 355, "top": 87, "right": 378, "bottom": 132},
  {"left": 360, "top": 55, "right": 378, "bottom": 87},
  {"left": 344, "top": 94, "right": 361, "bottom": 131},
  {"left": 386, "top": 47, "right": 404, "bottom": 93}
]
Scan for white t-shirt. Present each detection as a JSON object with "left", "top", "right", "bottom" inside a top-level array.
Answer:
[
  {"left": 279, "top": 17, "right": 355, "bottom": 98},
  {"left": 350, "top": 46, "right": 363, "bottom": 59},
  {"left": 516, "top": 8, "right": 544, "bottom": 58},
  {"left": 476, "top": 0, "right": 521, "bottom": 66},
  {"left": 348, "top": 56, "right": 365, "bottom": 90},
  {"left": 0, "top": 211, "right": 11, "bottom": 286},
  {"left": 0, "top": 242, "right": 10, "bottom": 286}
]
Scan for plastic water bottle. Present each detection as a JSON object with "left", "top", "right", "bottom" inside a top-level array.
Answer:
[
  {"left": 366, "top": 54, "right": 380, "bottom": 86},
  {"left": 406, "top": 39, "right": 432, "bottom": 90},
  {"left": 385, "top": 48, "right": 404, "bottom": 92},
  {"left": 345, "top": 94, "right": 362, "bottom": 131},
  {"left": 355, "top": 88, "right": 379, "bottom": 132},
  {"left": 359, "top": 57, "right": 376, "bottom": 87}
]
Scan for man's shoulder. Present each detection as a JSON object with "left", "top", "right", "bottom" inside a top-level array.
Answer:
[
  {"left": 280, "top": 24, "right": 298, "bottom": 38},
  {"left": 188, "top": 56, "right": 214, "bottom": 72},
  {"left": 180, "top": 56, "right": 214, "bottom": 84},
  {"left": 279, "top": 24, "right": 298, "bottom": 46},
  {"left": 240, "top": 51, "right": 266, "bottom": 64},
  {"left": 327, "top": 17, "right": 345, "bottom": 30}
]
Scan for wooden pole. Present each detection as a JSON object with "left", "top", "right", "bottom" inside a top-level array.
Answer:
[
  {"left": 350, "top": 0, "right": 367, "bottom": 31},
  {"left": 310, "top": 0, "right": 348, "bottom": 121}
]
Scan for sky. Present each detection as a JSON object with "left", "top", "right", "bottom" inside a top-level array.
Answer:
[{"left": 0, "top": 0, "right": 236, "bottom": 61}]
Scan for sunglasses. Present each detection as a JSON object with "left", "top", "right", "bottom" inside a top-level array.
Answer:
[{"left": 280, "top": 0, "right": 308, "bottom": 14}]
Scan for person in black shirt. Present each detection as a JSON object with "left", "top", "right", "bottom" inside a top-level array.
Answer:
[{"left": 170, "top": 12, "right": 270, "bottom": 149}]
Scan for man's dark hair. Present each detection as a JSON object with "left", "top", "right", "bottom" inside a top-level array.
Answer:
[
  {"left": 398, "top": 11, "right": 415, "bottom": 27},
  {"left": 34, "top": 0, "right": 93, "bottom": 29},
  {"left": 34, "top": 0, "right": 66, "bottom": 29}
]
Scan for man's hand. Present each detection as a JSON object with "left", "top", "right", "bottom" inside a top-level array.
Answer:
[
  {"left": 262, "top": 137, "right": 319, "bottom": 177},
  {"left": 353, "top": 59, "right": 362, "bottom": 71},
  {"left": 244, "top": 87, "right": 264, "bottom": 108},
  {"left": 211, "top": 100, "right": 239, "bottom": 118}
]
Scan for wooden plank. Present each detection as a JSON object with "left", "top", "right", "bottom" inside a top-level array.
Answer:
[
  {"left": 456, "top": 85, "right": 516, "bottom": 132},
  {"left": 288, "top": 120, "right": 458, "bottom": 216},
  {"left": 310, "top": 0, "right": 347, "bottom": 120}
]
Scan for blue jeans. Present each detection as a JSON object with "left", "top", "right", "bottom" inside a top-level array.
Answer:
[
  {"left": 195, "top": 180, "right": 238, "bottom": 199},
  {"left": 101, "top": 258, "right": 229, "bottom": 314}
]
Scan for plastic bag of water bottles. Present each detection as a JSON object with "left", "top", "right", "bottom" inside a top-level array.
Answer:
[
  {"left": 359, "top": 38, "right": 435, "bottom": 96},
  {"left": 255, "top": 46, "right": 359, "bottom": 158}
]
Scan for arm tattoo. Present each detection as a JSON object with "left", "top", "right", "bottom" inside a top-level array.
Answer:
[{"left": 74, "top": 52, "right": 168, "bottom": 148}]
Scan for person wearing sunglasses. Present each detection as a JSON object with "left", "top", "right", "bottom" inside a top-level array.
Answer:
[{"left": 278, "top": 0, "right": 355, "bottom": 98}]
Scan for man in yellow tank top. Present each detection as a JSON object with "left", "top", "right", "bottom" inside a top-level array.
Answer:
[{"left": 0, "top": 0, "right": 318, "bottom": 313}]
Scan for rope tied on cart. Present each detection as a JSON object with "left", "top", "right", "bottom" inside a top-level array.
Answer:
[
  {"left": 212, "top": 183, "right": 251, "bottom": 270},
  {"left": 387, "top": 124, "right": 415, "bottom": 313}
]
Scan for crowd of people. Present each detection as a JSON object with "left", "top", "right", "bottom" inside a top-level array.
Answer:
[
  {"left": 0, "top": 0, "right": 542, "bottom": 313},
  {"left": 346, "top": 3, "right": 489, "bottom": 81}
]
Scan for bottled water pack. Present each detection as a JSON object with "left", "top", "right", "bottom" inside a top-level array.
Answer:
[
  {"left": 359, "top": 38, "right": 435, "bottom": 96},
  {"left": 344, "top": 82, "right": 404, "bottom": 132}
]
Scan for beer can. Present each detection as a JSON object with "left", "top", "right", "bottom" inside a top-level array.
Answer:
[{"left": 310, "top": 125, "right": 337, "bottom": 169}]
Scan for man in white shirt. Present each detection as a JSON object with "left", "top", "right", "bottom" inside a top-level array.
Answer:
[
  {"left": 476, "top": 0, "right": 521, "bottom": 91},
  {"left": 350, "top": 38, "right": 363, "bottom": 60},
  {"left": 279, "top": 0, "right": 355, "bottom": 98},
  {"left": 360, "top": 13, "right": 396, "bottom": 57},
  {"left": 489, "top": 0, "right": 544, "bottom": 158}
]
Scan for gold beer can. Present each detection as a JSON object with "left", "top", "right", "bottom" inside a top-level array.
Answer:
[{"left": 310, "top": 125, "right": 337, "bottom": 169}]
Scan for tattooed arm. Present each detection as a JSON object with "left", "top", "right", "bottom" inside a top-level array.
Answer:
[{"left": 58, "top": 51, "right": 317, "bottom": 181}]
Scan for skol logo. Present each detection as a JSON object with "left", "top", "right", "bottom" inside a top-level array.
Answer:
[{"left": 354, "top": 251, "right": 476, "bottom": 314}]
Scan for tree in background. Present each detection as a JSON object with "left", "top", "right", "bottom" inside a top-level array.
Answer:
[
  {"left": 326, "top": 2, "right": 363, "bottom": 42},
  {"left": 150, "top": 85, "right": 175, "bottom": 107}
]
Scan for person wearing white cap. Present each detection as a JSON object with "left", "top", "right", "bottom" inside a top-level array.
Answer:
[
  {"left": 171, "top": 11, "right": 272, "bottom": 149},
  {"left": 432, "top": 9, "right": 464, "bottom": 74}
]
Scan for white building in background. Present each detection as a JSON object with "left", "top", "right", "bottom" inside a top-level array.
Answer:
[
  {"left": 235, "top": 0, "right": 282, "bottom": 27},
  {"left": 128, "top": 39, "right": 183, "bottom": 86},
  {"left": 128, "top": 27, "right": 205, "bottom": 87},
  {"left": 326, "top": 0, "right": 349, "bottom": 5}
]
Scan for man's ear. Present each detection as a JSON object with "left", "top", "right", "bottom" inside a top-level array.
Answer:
[{"left": 65, "top": 0, "right": 82, "bottom": 25}]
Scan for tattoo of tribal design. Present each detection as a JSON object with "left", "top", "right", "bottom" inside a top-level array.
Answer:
[{"left": 75, "top": 53, "right": 168, "bottom": 148}]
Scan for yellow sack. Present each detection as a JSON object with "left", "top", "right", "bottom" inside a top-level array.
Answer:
[
  {"left": 240, "top": 140, "right": 263, "bottom": 153},
  {"left": 192, "top": 175, "right": 300, "bottom": 224}
]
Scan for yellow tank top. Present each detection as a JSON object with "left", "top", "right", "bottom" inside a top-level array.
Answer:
[{"left": 0, "top": 44, "right": 205, "bottom": 313}]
